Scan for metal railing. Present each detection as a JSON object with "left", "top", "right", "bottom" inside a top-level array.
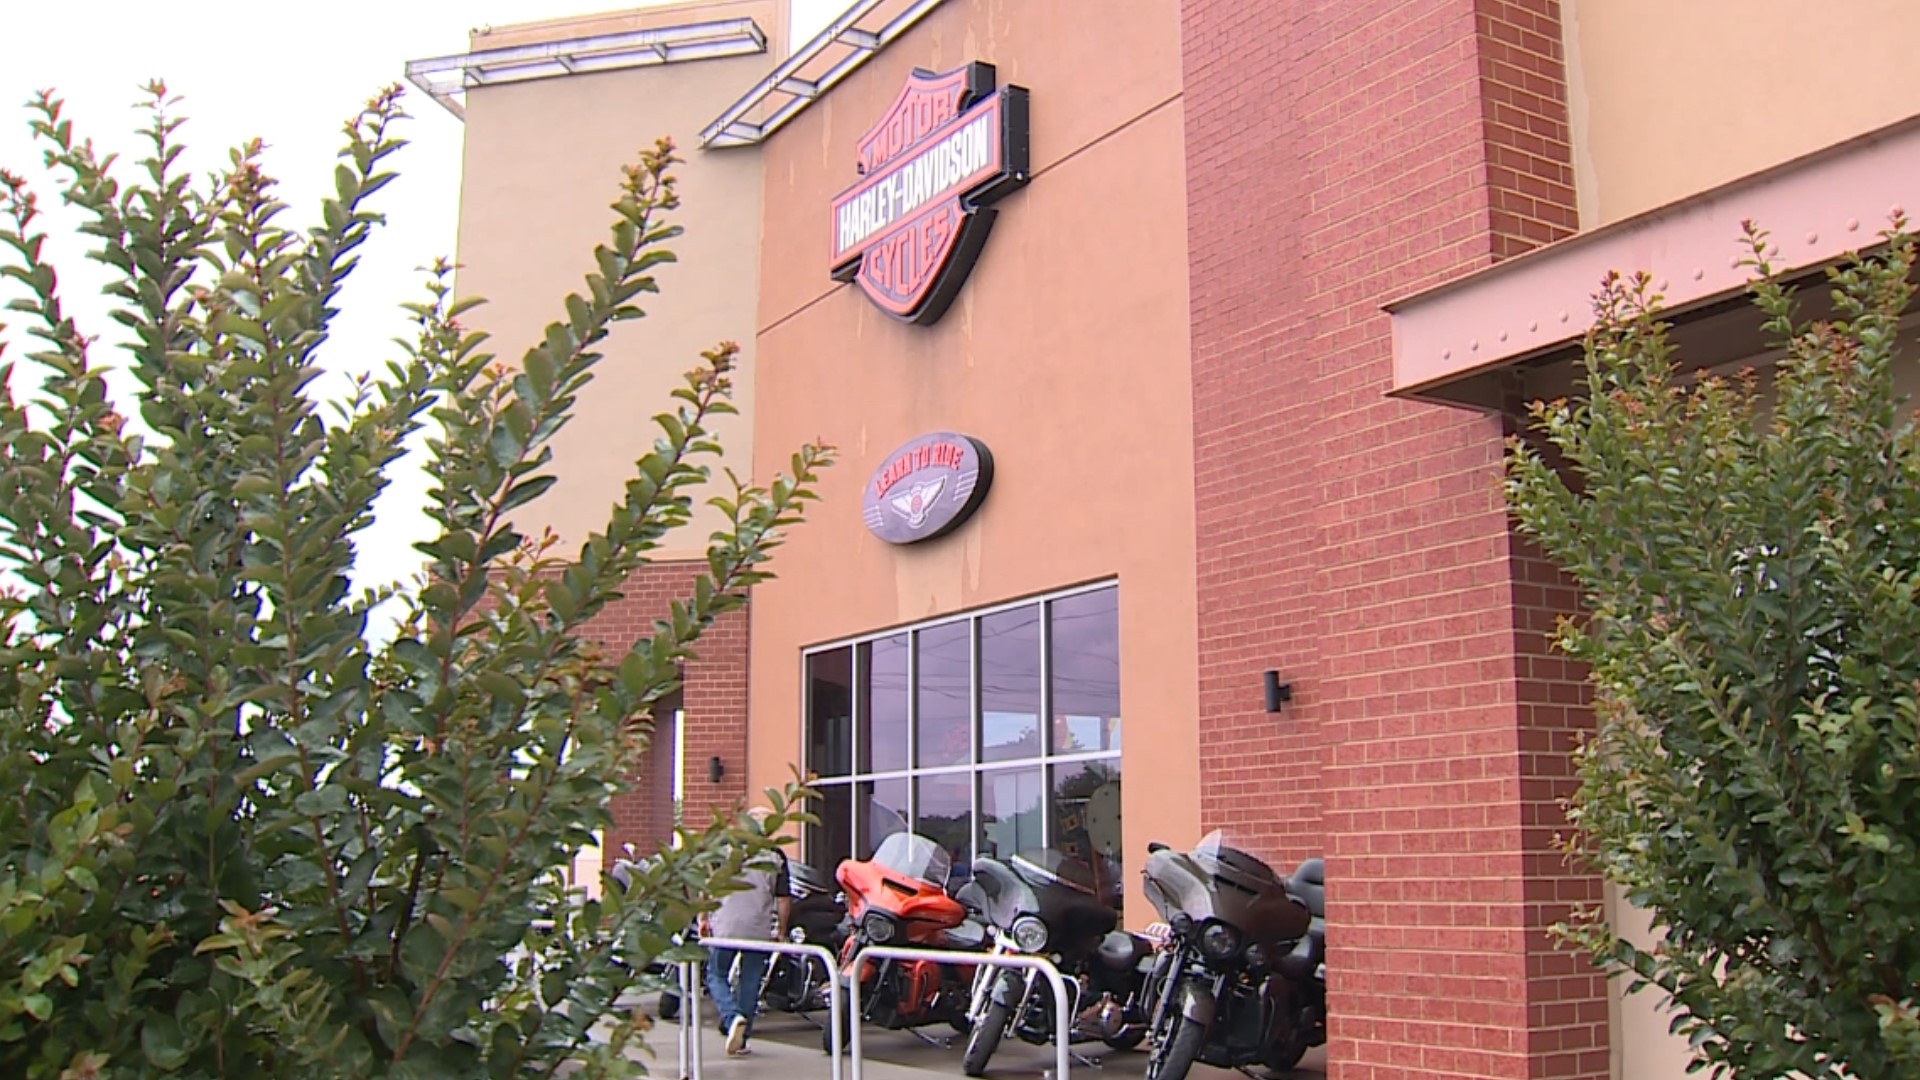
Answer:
[
  {"left": 692, "top": 936, "right": 847, "bottom": 1080},
  {"left": 675, "top": 958, "right": 704, "bottom": 1080},
  {"left": 846, "top": 944, "right": 1072, "bottom": 1080}
]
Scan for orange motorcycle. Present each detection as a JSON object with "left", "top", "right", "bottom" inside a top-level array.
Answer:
[{"left": 824, "top": 830, "right": 984, "bottom": 1052}]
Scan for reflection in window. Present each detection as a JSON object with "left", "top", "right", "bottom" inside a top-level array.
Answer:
[
  {"left": 1049, "top": 589, "right": 1121, "bottom": 754},
  {"left": 915, "top": 772, "right": 973, "bottom": 886},
  {"left": 859, "top": 635, "right": 909, "bottom": 773},
  {"left": 916, "top": 622, "right": 971, "bottom": 768},
  {"left": 857, "top": 777, "right": 909, "bottom": 860},
  {"left": 981, "top": 767, "right": 1044, "bottom": 860},
  {"left": 1051, "top": 760, "right": 1124, "bottom": 909},
  {"left": 807, "top": 782, "right": 853, "bottom": 874},
  {"left": 981, "top": 606, "right": 1042, "bottom": 763},
  {"left": 801, "top": 585, "right": 1123, "bottom": 910},
  {"left": 806, "top": 647, "right": 853, "bottom": 779}
]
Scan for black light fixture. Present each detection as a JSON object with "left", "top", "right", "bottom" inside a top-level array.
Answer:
[
  {"left": 708, "top": 755, "right": 725, "bottom": 783},
  {"left": 1262, "top": 670, "right": 1294, "bottom": 713}
]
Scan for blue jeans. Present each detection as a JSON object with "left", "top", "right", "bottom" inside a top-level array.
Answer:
[{"left": 704, "top": 946, "right": 769, "bottom": 1033}]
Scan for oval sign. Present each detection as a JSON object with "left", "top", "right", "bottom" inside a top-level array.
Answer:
[{"left": 862, "top": 432, "right": 994, "bottom": 545}]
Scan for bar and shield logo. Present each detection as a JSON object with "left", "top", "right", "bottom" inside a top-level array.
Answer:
[{"left": 829, "top": 62, "right": 1030, "bottom": 325}]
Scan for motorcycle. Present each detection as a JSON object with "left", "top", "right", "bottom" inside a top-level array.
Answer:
[
  {"left": 760, "top": 860, "right": 852, "bottom": 1014},
  {"left": 824, "top": 829, "right": 984, "bottom": 1053},
  {"left": 653, "top": 858, "right": 848, "bottom": 1022},
  {"left": 1137, "top": 831, "right": 1316, "bottom": 1080},
  {"left": 956, "top": 849, "right": 1154, "bottom": 1076}
]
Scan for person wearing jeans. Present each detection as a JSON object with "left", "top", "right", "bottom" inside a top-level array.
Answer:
[{"left": 700, "top": 808, "right": 792, "bottom": 1056}]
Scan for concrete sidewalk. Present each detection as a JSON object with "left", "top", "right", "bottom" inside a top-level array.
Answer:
[{"left": 647, "top": 1005, "right": 1327, "bottom": 1080}]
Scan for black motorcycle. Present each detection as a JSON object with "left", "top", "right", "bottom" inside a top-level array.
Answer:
[
  {"left": 1137, "top": 831, "right": 1315, "bottom": 1080},
  {"left": 956, "top": 849, "right": 1154, "bottom": 1076},
  {"left": 760, "top": 860, "right": 851, "bottom": 1014},
  {"left": 654, "top": 859, "right": 849, "bottom": 1022}
]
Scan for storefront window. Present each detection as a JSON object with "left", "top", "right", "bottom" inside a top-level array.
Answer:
[
  {"left": 915, "top": 622, "right": 971, "bottom": 767},
  {"left": 806, "top": 647, "right": 852, "bottom": 778},
  {"left": 802, "top": 583, "right": 1125, "bottom": 910},
  {"left": 981, "top": 605, "right": 1042, "bottom": 763},
  {"left": 980, "top": 766, "right": 1044, "bottom": 859},
  {"left": 858, "top": 634, "right": 909, "bottom": 774},
  {"left": 1049, "top": 588, "right": 1121, "bottom": 754}
]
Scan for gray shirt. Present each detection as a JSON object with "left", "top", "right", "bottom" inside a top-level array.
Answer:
[{"left": 709, "top": 847, "right": 790, "bottom": 941}]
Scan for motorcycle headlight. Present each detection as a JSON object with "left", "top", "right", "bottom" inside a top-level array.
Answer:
[
  {"left": 1010, "top": 915, "right": 1049, "bottom": 954},
  {"left": 1199, "top": 921, "right": 1242, "bottom": 962},
  {"left": 1244, "top": 942, "right": 1271, "bottom": 972},
  {"left": 1170, "top": 913, "right": 1195, "bottom": 937},
  {"left": 788, "top": 926, "right": 807, "bottom": 944},
  {"left": 861, "top": 911, "right": 897, "bottom": 944}
]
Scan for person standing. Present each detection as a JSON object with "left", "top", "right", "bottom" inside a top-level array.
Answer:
[{"left": 700, "top": 807, "right": 792, "bottom": 1056}]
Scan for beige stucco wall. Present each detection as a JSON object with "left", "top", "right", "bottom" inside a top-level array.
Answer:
[
  {"left": 454, "top": 2, "right": 784, "bottom": 559},
  {"left": 743, "top": 0, "right": 1197, "bottom": 925},
  {"left": 1563, "top": 0, "right": 1920, "bottom": 228}
]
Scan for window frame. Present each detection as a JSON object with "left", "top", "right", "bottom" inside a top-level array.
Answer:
[{"left": 798, "top": 580, "right": 1121, "bottom": 872}]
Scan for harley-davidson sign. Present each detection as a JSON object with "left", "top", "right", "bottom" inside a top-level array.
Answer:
[
  {"left": 861, "top": 432, "right": 994, "bottom": 545},
  {"left": 830, "top": 62, "right": 1030, "bottom": 325}
]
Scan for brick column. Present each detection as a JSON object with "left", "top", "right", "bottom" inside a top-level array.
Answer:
[
  {"left": 1181, "top": 1, "right": 1599, "bottom": 1077},
  {"left": 580, "top": 561, "right": 752, "bottom": 865}
]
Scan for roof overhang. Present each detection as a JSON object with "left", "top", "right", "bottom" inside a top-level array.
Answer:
[
  {"left": 405, "top": 17, "right": 770, "bottom": 120},
  {"left": 1387, "top": 112, "right": 1920, "bottom": 411},
  {"left": 701, "top": 0, "right": 949, "bottom": 148}
]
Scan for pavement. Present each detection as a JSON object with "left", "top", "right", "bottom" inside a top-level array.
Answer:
[{"left": 640, "top": 998, "right": 1327, "bottom": 1080}]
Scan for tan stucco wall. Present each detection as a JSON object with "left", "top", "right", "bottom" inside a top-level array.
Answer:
[
  {"left": 743, "top": 0, "right": 1196, "bottom": 925},
  {"left": 1563, "top": 0, "right": 1920, "bottom": 228},
  {"left": 454, "top": 3, "right": 783, "bottom": 559}
]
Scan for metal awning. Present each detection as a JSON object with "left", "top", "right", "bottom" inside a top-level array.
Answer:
[
  {"left": 406, "top": 17, "right": 770, "bottom": 121},
  {"left": 701, "top": 0, "right": 948, "bottom": 148},
  {"left": 1386, "top": 113, "right": 1920, "bottom": 410}
]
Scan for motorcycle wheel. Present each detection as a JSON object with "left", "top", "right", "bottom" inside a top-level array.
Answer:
[
  {"left": 1147, "top": 1015, "right": 1206, "bottom": 1080},
  {"left": 962, "top": 999, "right": 1012, "bottom": 1077},
  {"left": 657, "top": 991, "right": 680, "bottom": 1022},
  {"left": 821, "top": 1003, "right": 854, "bottom": 1056}
]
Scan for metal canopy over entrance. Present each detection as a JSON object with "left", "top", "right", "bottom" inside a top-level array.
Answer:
[
  {"left": 1386, "top": 113, "right": 1920, "bottom": 411},
  {"left": 701, "top": 0, "right": 949, "bottom": 148},
  {"left": 406, "top": 17, "right": 770, "bottom": 120}
]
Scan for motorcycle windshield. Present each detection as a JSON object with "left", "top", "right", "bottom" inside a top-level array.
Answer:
[
  {"left": 1010, "top": 849, "right": 1098, "bottom": 896},
  {"left": 1144, "top": 830, "right": 1306, "bottom": 944},
  {"left": 871, "top": 830, "right": 952, "bottom": 888}
]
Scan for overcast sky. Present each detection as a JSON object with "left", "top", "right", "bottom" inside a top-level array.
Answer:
[{"left": 0, "top": 0, "right": 843, "bottom": 613}]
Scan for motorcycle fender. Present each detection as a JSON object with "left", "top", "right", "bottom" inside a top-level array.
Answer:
[
  {"left": 990, "top": 968, "right": 1031, "bottom": 1009},
  {"left": 1175, "top": 978, "right": 1217, "bottom": 1028}
]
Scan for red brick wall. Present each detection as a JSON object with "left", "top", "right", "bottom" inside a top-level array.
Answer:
[
  {"left": 1181, "top": 1, "right": 1599, "bottom": 1077},
  {"left": 578, "top": 560, "right": 751, "bottom": 866}
]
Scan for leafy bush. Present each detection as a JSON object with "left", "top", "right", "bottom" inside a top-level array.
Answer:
[
  {"left": 1506, "top": 222, "right": 1920, "bottom": 1078},
  {"left": 0, "top": 84, "right": 828, "bottom": 1079}
]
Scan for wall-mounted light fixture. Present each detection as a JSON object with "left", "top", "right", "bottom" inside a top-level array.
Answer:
[
  {"left": 1262, "top": 670, "right": 1294, "bottom": 713},
  {"left": 708, "top": 755, "right": 726, "bottom": 784}
]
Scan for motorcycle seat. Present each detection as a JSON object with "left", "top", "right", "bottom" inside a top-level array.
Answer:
[
  {"left": 1095, "top": 930, "right": 1152, "bottom": 972},
  {"left": 1287, "top": 857, "right": 1325, "bottom": 919}
]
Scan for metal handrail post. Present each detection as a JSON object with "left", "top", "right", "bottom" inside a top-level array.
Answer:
[
  {"left": 687, "top": 960, "right": 705, "bottom": 1078},
  {"left": 847, "top": 944, "right": 1072, "bottom": 1080},
  {"left": 696, "top": 935, "right": 845, "bottom": 1080},
  {"left": 675, "top": 961, "right": 692, "bottom": 1080}
]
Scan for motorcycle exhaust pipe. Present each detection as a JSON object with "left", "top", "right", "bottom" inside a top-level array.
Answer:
[{"left": 1090, "top": 994, "right": 1127, "bottom": 1039}]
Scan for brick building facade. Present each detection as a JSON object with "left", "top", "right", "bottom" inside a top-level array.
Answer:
[{"left": 427, "top": 1, "right": 1920, "bottom": 1076}]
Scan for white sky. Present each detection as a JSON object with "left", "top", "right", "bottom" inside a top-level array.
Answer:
[{"left": 0, "top": 0, "right": 843, "bottom": 609}]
